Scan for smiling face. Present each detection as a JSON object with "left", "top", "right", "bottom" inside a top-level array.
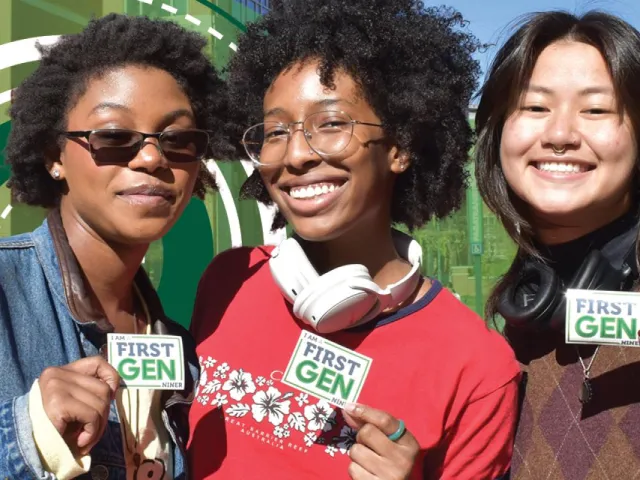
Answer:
[
  {"left": 52, "top": 65, "right": 201, "bottom": 245},
  {"left": 500, "top": 40, "right": 638, "bottom": 229},
  {"left": 258, "top": 61, "right": 406, "bottom": 242}
]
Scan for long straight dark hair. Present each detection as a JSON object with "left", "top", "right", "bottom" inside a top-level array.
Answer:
[{"left": 474, "top": 11, "right": 640, "bottom": 321}]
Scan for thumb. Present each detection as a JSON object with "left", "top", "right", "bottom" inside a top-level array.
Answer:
[
  {"left": 76, "top": 421, "right": 100, "bottom": 456},
  {"left": 342, "top": 410, "right": 366, "bottom": 431},
  {"left": 93, "top": 360, "right": 121, "bottom": 397}
]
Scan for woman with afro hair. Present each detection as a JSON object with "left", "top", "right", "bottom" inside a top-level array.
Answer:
[
  {"left": 188, "top": 0, "right": 520, "bottom": 478},
  {"left": 0, "top": 13, "right": 233, "bottom": 480}
]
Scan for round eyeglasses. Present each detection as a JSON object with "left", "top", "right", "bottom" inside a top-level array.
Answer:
[{"left": 241, "top": 111, "right": 383, "bottom": 167}]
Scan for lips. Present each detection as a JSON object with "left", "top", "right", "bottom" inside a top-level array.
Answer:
[{"left": 117, "top": 184, "right": 176, "bottom": 201}]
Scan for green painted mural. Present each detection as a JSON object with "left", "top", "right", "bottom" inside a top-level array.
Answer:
[{"left": 0, "top": 0, "right": 517, "bottom": 328}]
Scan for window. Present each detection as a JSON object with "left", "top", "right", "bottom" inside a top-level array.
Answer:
[{"left": 235, "top": 0, "right": 269, "bottom": 15}]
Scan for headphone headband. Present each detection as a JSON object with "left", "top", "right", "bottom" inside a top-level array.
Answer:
[{"left": 270, "top": 229, "right": 423, "bottom": 333}]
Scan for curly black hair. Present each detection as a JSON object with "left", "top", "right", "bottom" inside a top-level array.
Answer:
[
  {"left": 227, "top": 0, "right": 481, "bottom": 230},
  {"left": 5, "top": 13, "right": 236, "bottom": 207}
]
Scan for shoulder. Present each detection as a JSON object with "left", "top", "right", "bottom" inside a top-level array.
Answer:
[
  {"left": 198, "top": 245, "right": 274, "bottom": 287},
  {"left": 0, "top": 220, "right": 49, "bottom": 269},
  {"left": 191, "top": 246, "right": 275, "bottom": 338},
  {"left": 0, "top": 232, "right": 37, "bottom": 281},
  {"left": 419, "top": 287, "right": 521, "bottom": 399},
  {"left": 0, "top": 232, "right": 35, "bottom": 250}
]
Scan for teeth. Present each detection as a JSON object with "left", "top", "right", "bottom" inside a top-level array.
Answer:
[
  {"left": 537, "top": 162, "right": 587, "bottom": 174},
  {"left": 289, "top": 182, "right": 340, "bottom": 199}
]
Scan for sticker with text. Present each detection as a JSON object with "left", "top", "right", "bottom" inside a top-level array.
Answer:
[
  {"left": 281, "top": 330, "right": 372, "bottom": 408},
  {"left": 107, "top": 334, "right": 185, "bottom": 389},
  {"left": 565, "top": 289, "right": 640, "bottom": 347}
]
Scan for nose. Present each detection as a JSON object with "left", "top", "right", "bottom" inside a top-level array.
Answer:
[
  {"left": 128, "top": 140, "right": 168, "bottom": 173},
  {"left": 541, "top": 108, "right": 580, "bottom": 152},
  {"left": 282, "top": 124, "right": 321, "bottom": 170}
]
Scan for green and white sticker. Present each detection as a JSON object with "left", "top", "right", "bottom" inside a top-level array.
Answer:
[
  {"left": 282, "top": 330, "right": 373, "bottom": 408},
  {"left": 107, "top": 334, "right": 185, "bottom": 389},
  {"left": 565, "top": 289, "right": 640, "bottom": 347}
]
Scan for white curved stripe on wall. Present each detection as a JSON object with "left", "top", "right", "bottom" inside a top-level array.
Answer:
[
  {"left": 0, "top": 35, "right": 60, "bottom": 71},
  {"left": 239, "top": 160, "right": 287, "bottom": 246},
  {"left": 0, "top": 36, "right": 61, "bottom": 108},
  {"left": 205, "top": 160, "right": 243, "bottom": 247},
  {"left": 0, "top": 90, "right": 11, "bottom": 106}
]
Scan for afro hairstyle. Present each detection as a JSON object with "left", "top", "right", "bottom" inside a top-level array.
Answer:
[
  {"left": 227, "top": 0, "right": 481, "bottom": 230},
  {"left": 5, "top": 13, "right": 236, "bottom": 207}
]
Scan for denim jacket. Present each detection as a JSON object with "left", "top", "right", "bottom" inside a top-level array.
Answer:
[{"left": 0, "top": 210, "right": 199, "bottom": 479}]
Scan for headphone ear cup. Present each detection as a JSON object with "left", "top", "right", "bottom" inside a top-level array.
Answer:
[
  {"left": 498, "top": 261, "right": 562, "bottom": 330},
  {"left": 270, "top": 238, "right": 320, "bottom": 304},
  {"left": 293, "top": 265, "right": 382, "bottom": 333},
  {"left": 547, "top": 249, "right": 625, "bottom": 329}
]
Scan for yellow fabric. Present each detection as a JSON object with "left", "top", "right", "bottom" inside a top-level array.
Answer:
[
  {"left": 116, "top": 387, "right": 173, "bottom": 480},
  {"left": 29, "top": 380, "right": 91, "bottom": 480}
]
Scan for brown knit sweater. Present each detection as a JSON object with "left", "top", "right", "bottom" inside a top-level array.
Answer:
[{"left": 508, "top": 327, "right": 640, "bottom": 480}]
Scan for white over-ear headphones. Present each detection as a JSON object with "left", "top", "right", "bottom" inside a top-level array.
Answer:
[{"left": 269, "top": 229, "right": 423, "bottom": 333}]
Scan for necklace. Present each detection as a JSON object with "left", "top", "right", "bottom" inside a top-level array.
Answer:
[
  {"left": 121, "top": 283, "right": 152, "bottom": 469},
  {"left": 576, "top": 345, "right": 600, "bottom": 404}
]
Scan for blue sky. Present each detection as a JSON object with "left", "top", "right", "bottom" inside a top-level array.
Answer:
[{"left": 437, "top": 0, "right": 640, "bottom": 101}]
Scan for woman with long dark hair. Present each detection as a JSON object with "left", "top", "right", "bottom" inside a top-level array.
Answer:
[{"left": 476, "top": 11, "right": 640, "bottom": 478}]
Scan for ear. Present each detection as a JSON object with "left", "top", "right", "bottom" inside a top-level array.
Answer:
[{"left": 388, "top": 146, "right": 410, "bottom": 174}]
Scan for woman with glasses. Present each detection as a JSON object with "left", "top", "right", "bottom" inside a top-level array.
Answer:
[
  {"left": 187, "top": 0, "right": 520, "bottom": 478},
  {"left": 0, "top": 14, "right": 232, "bottom": 480},
  {"left": 475, "top": 11, "right": 640, "bottom": 478}
]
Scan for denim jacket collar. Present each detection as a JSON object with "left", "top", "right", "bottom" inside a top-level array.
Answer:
[{"left": 32, "top": 208, "right": 197, "bottom": 404}]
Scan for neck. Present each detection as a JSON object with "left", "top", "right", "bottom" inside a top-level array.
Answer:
[
  {"left": 60, "top": 204, "right": 148, "bottom": 322},
  {"left": 303, "top": 223, "right": 412, "bottom": 289},
  {"left": 532, "top": 197, "right": 632, "bottom": 245}
]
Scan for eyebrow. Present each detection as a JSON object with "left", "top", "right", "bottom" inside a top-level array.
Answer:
[
  {"left": 89, "top": 102, "right": 131, "bottom": 116},
  {"left": 162, "top": 108, "right": 196, "bottom": 124},
  {"left": 89, "top": 103, "right": 195, "bottom": 124},
  {"left": 527, "top": 85, "right": 615, "bottom": 96},
  {"left": 263, "top": 98, "right": 355, "bottom": 118}
]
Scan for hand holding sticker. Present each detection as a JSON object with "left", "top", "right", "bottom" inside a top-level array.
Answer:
[
  {"left": 342, "top": 403, "right": 419, "bottom": 480},
  {"left": 39, "top": 356, "right": 120, "bottom": 455}
]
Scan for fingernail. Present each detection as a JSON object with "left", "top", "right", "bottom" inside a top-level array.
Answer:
[{"left": 344, "top": 403, "right": 360, "bottom": 414}]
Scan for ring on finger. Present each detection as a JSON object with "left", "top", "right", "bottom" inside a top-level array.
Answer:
[{"left": 387, "top": 419, "right": 406, "bottom": 442}]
